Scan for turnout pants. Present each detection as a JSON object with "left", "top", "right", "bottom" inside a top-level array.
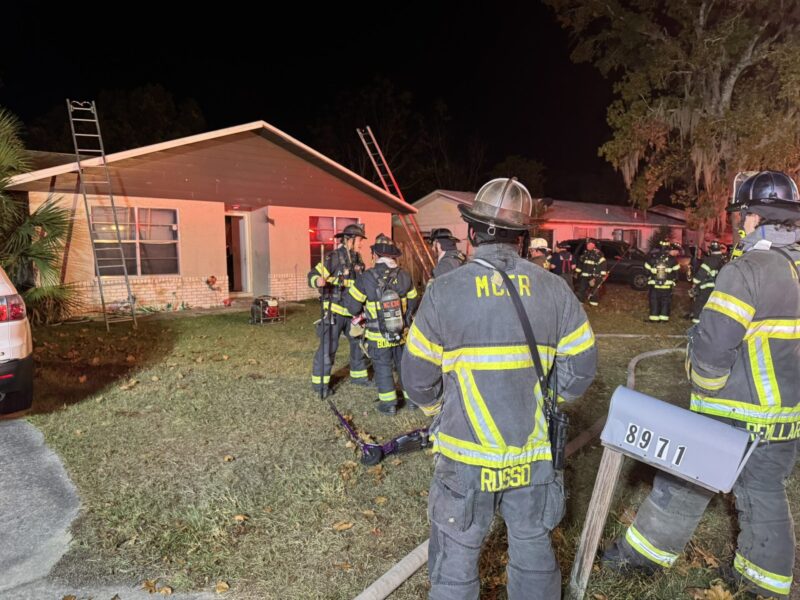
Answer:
[
  {"left": 311, "top": 313, "right": 368, "bottom": 390},
  {"left": 427, "top": 456, "right": 565, "bottom": 600},
  {"left": 692, "top": 288, "right": 713, "bottom": 323},
  {"left": 616, "top": 441, "right": 798, "bottom": 599},
  {"left": 576, "top": 276, "right": 599, "bottom": 306},
  {"left": 648, "top": 288, "right": 673, "bottom": 321},
  {"left": 368, "top": 341, "right": 405, "bottom": 406}
]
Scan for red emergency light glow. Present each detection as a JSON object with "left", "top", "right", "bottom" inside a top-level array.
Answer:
[{"left": 0, "top": 374, "right": 13, "bottom": 381}]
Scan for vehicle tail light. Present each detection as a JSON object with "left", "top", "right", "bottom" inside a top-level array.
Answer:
[{"left": 0, "top": 294, "right": 26, "bottom": 322}]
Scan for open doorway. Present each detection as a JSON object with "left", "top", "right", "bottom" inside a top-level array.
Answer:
[{"left": 225, "top": 214, "right": 249, "bottom": 294}]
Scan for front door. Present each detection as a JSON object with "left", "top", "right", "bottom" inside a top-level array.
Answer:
[{"left": 225, "top": 215, "right": 249, "bottom": 293}]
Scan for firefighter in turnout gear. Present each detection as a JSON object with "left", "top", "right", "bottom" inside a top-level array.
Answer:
[
  {"left": 551, "top": 241, "right": 575, "bottom": 291},
  {"left": 401, "top": 177, "right": 598, "bottom": 600},
  {"left": 645, "top": 239, "right": 680, "bottom": 322},
  {"left": 428, "top": 228, "right": 466, "bottom": 279},
  {"left": 690, "top": 240, "right": 726, "bottom": 323},
  {"left": 604, "top": 171, "right": 800, "bottom": 600},
  {"left": 309, "top": 224, "right": 370, "bottom": 396},
  {"left": 528, "top": 237, "right": 553, "bottom": 270},
  {"left": 343, "top": 234, "right": 419, "bottom": 415},
  {"left": 575, "top": 240, "right": 607, "bottom": 306}
]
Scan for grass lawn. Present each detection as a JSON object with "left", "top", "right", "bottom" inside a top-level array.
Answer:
[{"left": 28, "top": 284, "right": 798, "bottom": 599}]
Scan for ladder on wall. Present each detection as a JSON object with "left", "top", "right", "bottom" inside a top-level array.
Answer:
[
  {"left": 357, "top": 126, "right": 436, "bottom": 280},
  {"left": 66, "top": 99, "right": 137, "bottom": 331}
]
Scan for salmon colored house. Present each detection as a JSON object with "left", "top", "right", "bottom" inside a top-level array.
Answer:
[{"left": 7, "top": 121, "right": 415, "bottom": 312}]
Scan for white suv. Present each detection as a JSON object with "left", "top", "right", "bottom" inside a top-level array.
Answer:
[{"left": 0, "top": 266, "right": 33, "bottom": 415}]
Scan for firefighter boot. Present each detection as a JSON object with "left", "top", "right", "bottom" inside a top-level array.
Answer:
[
  {"left": 376, "top": 400, "right": 397, "bottom": 416},
  {"left": 602, "top": 539, "right": 660, "bottom": 576}
]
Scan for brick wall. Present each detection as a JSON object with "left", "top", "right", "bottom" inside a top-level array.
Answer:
[
  {"left": 265, "top": 273, "right": 316, "bottom": 301},
  {"left": 72, "top": 276, "right": 230, "bottom": 313}
]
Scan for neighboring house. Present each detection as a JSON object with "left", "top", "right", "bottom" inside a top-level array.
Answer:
[
  {"left": 403, "top": 190, "right": 688, "bottom": 252},
  {"left": 7, "top": 122, "right": 414, "bottom": 312}
]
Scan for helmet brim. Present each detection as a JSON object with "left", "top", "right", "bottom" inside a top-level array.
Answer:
[
  {"left": 458, "top": 203, "right": 532, "bottom": 231},
  {"left": 371, "top": 244, "right": 402, "bottom": 257}
]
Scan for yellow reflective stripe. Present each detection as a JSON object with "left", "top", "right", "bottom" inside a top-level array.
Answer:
[
  {"left": 748, "top": 336, "right": 781, "bottom": 407},
  {"left": 420, "top": 399, "right": 442, "bottom": 417},
  {"left": 690, "top": 393, "right": 800, "bottom": 424},
  {"left": 378, "top": 391, "right": 397, "bottom": 402},
  {"left": 557, "top": 320, "right": 595, "bottom": 356},
  {"left": 706, "top": 291, "right": 755, "bottom": 328},
  {"left": 746, "top": 319, "right": 800, "bottom": 340},
  {"left": 406, "top": 287, "right": 418, "bottom": 299},
  {"left": 442, "top": 344, "right": 555, "bottom": 373},
  {"left": 456, "top": 368, "right": 506, "bottom": 448},
  {"left": 365, "top": 304, "right": 378, "bottom": 319},
  {"left": 734, "top": 553, "right": 792, "bottom": 595},
  {"left": 350, "top": 370, "right": 368, "bottom": 379},
  {"left": 625, "top": 526, "right": 678, "bottom": 567},
  {"left": 433, "top": 432, "right": 551, "bottom": 468},
  {"left": 690, "top": 369, "right": 728, "bottom": 391},
  {"left": 315, "top": 263, "right": 330, "bottom": 278},
  {"left": 348, "top": 286, "right": 367, "bottom": 303},
  {"left": 406, "top": 323, "right": 443, "bottom": 366},
  {"left": 311, "top": 375, "right": 331, "bottom": 384},
  {"left": 328, "top": 303, "right": 351, "bottom": 317}
]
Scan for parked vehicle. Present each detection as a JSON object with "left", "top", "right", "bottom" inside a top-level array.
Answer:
[
  {"left": 0, "top": 266, "right": 33, "bottom": 415},
  {"left": 559, "top": 238, "right": 650, "bottom": 290}
]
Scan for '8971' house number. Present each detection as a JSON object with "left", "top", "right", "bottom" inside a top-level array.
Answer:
[{"left": 624, "top": 423, "right": 687, "bottom": 466}]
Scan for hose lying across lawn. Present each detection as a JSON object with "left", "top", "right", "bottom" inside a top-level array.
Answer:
[{"left": 353, "top": 346, "right": 686, "bottom": 600}]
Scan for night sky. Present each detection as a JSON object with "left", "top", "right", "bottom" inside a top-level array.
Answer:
[{"left": 0, "top": 3, "right": 626, "bottom": 202}]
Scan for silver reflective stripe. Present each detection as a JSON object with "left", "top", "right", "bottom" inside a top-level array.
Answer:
[
  {"left": 691, "top": 397, "right": 800, "bottom": 421},
  {"left": 444, "top": 351, "right": 531, "bottom": 370},
  {"left": 753, "top": 336, "right": 778, "bottom": 407},
  {"left": 458, "top": 368, "right": 501, "bottom": 447},
  {"left": 435, "top": 435, "right": 551, "bottom": 465}
]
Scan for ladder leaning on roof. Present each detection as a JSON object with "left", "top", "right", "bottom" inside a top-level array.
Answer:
[
  {"left": 357, "top": 125, "right": 436, "bottom": 280},
  {"left": 66, "top": 99, "right": 137, "bottom": 331}
]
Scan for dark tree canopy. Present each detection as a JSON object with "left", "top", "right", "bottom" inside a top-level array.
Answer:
[{"left": 546, "top": 0, "right": 800, "bottom": 226}]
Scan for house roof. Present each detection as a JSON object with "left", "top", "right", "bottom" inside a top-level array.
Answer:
[
  {"left": 8, "top": 122, "right": 415, "bottom": 215},
  {"left": 414, "top": 190, "right": 685, "bottom": 227}
]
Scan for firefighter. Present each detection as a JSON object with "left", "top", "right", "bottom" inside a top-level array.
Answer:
[
  {"left": 575, "top": 240, "right": 607, "bottom": 306},
  {"left": 308, "top": 223, "right": 370, "bottom": 396},
  {"left": 343, "top": 234, "right": 418, "bottom": 415},
  {"left": 528, "top": 237, "right": 553, "bottom": 270},
  {"left": 428, "top": 228, "right": 466, "bottom": 278},
  {"left": 603, "top": 171, "right": 800, "bottom": 600},
  {"left": 644, "top": 239, "right": 680, "bottom": 322},
  {"left": 551, "top": 241, "right": 575, "bottom": 291},
  {"left": 689, "top": 240, "right": 726, "bottom": 323},
  {"left": 401, "top": 177, "right": 598, "bottom": 600}
]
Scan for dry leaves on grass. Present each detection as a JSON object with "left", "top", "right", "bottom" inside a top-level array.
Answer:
[
  {"left": 339, "top": 460, "right": 359, "bottom": 481},
  {"left": 215, "top": 580, "right": 230, "bottom": 594},
  {"left": 233, "top": 514, "right": 249, "bottom": 523},
  {"left": 687, "top": 542, "right": 721, "bottom": 568},
  {"left": 78, "top": 375, "right": 87, "bottom": 384},
  {"left": 375, "top": 496, "right": 388, "bottom": 505},
  {"left": 159, "top": 586, "right": 173, "bottom": 595},
  {"left": 361, "top": 509, "right": 376, "bottom": 519},
  {"left": 358, "top": 430, "right": 376, "bottom": 444},
  {"left": 142, "top": 579, "right": 158, "bottom": 593},
  {"left": 126, "top": 354, "right": 137, "bottom": 363},
  {"left": 119, "top": 379, "right": 139, "bottom": 391},
  {"left": 223, "top": 455, "right": 235, "bottom": 462},
  {"left": 592, "top": 595, "right": 608, "bottom": 600},
  {"left": 334, "top": 561, "right": 353, "bottom": 571},
  {"left": 333, "top": 521, "right": 354, "bottom": 532},
  {"left": 367, "top": 464, "right": 384, "bottom": 482},
  {"left": 62, "top": 596, "right": 77, "bottom": 600},
  {"left": 685, "top": 583, "right": 734, "bottom": 600}
]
